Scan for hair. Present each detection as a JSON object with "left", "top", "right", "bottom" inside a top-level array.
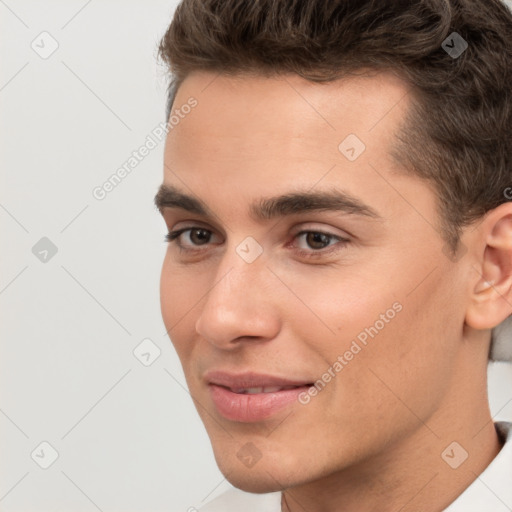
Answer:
[{"left": 158, "top": 0, "right": 512, "bottom": 359}]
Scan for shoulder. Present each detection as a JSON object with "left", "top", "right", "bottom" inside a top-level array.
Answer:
[
  {"left": 198, "top": 487, "right": 282, "bottom": 512},
  {"left": 495, "top": 420, "right": 512, "bottom": 443}
]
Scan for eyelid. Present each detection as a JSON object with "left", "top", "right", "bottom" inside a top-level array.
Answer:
[
  {"left": 168, "top": 219, "right": 349, "bottom": 238},
  {"left": 166, "top": 222, "right": 348, "bottom": 242},
  {"left": 165, "top": 226, "right": 221, "bottom": 245},
  {"left": 289, "top": 222, "right": 350, "bottom": 239}
]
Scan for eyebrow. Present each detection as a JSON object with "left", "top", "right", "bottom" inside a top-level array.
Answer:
[{"left": 154, "top": 184, "right": 383, "bottom": 221}]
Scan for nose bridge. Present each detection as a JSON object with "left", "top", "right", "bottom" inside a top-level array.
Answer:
[
  {"left": 195, "top": 238, "right": 279, "bottom": 346},
  {"left": 209, "top": 234, "right": 269, "bottom": 303},
  {"left": 205, "top": 240, "right": 267, "bottom": 314}
]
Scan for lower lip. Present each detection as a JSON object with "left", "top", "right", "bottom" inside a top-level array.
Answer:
[{"left": 208, "top": 384, "right": 311, "bottom": 422}]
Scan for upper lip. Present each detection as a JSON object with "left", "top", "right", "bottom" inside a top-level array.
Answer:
[{"left": 205, "top": 370, "right": 313, "bottom": 389}]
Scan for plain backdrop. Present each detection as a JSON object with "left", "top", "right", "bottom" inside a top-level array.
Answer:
[{"left": 1, "top": 1, "right": 512, "bottom": 511}]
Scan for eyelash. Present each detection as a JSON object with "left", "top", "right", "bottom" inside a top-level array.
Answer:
[{"left": 164, "top": 227, "right": 349, "bottom": 259}]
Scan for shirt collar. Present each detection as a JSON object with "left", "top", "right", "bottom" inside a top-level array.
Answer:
[{"left": 443, "top": 421, "right": 512, "bottom": 511}]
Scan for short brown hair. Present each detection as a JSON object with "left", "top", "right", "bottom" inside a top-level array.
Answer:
[{"left": 158, "top": 0, "right": 512, "bottom": 255}]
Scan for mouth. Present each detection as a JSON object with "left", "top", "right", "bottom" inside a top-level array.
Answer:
[
  {"left": 204, "top": 370, "right": 314, "bottom": 422},
  {"left": 204, "top": 369, "right": 313, "bottom": 389},
  {"left": 221, "top": 384, "right": 309, "bottom": 394}
]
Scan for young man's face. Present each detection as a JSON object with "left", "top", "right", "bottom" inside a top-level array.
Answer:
[{"left": 157, "top": 70, "right": 481, "bottom": 491}]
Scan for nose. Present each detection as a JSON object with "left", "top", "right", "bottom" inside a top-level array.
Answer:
[{"left": 194, "top": 246, "right": 281, "bottom": 350}]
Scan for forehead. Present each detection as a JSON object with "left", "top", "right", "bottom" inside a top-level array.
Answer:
[
  {"left": 166, "top": 69, "right": 411, "bottom": 167},
  {"left": 162, "top": 70, "right": 431, "bottom": 226},
  {"left": 173, "top": 69, "right": 410, "bottom": 129}
]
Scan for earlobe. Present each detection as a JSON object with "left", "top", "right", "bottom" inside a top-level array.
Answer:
[{"left": 465, "top": 206, "right": 512, "bottom": 331}]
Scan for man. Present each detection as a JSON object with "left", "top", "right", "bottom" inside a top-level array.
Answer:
[{"left": 154, "top": 0, "right": 512, "bottom": 510}]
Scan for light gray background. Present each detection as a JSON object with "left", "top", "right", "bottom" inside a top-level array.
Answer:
[{"left": 1, "top": 1, "right": 512, "bottom": 511}]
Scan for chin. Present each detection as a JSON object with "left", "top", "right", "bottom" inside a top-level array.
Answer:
[
  {"left": 214, "top": 451, "right": 310, "bottom": 494},
  {"left": 224, "top": 470, "right": 286, "bottom": 494}
]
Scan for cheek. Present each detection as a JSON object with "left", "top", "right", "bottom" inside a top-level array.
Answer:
[
  {"left": 287, "top": 259, "right": 456, "bottom": 415},
  {"left": 159, "top": 255, "right": 200, "bottom": 360},
  {"left": 334, "top": 270, "right": 458, "bottom": 428},
  {"left": 280, "top": 263, "right": 403, "bottom": 353},
  {"left": 159, "top": 255, "right": 176, "bottom": 329}
]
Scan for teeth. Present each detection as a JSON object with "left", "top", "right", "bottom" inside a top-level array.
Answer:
[
  {"left": 260, "top": 386, "right": 282, "bottom": 393},
  {"left": 246, "top": 387, "right": 268, "bottom": 394},
  {"left": 231, "top": 386, "right": 299, "bottom": 394}
]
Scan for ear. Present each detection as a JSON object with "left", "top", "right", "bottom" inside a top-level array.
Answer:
[{"left": 465, "top": 202, "right": 512, "bottom": 331}]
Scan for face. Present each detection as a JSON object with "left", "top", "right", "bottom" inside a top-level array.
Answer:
[{"left": 157, "top": 70, "right": 469, "bottom": 492}]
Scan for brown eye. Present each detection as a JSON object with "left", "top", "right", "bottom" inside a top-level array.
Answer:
[
  {"left": 295, "top": 231, "right": 340, "bottom": 251},
  {"left": 165, "top": 227, "right": 215, "bottom": 246},
  {"left": 188, "top": 228, "right": 211, "bottom": 245},
  {"left": 303, "top": 232, "right": 332, "bottom": 250},
  {"left": 164, "top": 227, "right": 349, "bottom": 260},
  {"left": 292, "top": 230, "right": 350, "bottom": 259}
]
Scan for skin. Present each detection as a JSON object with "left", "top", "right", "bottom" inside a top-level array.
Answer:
[{"left": 157, "top": 70, "right": 511, "bottom": 512}]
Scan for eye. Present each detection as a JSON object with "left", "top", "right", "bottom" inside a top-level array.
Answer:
[
  {"left": 164, "top": 227, "right": 349, "bottom": 259},
  {"left": 292, "top": 230, "right": 348, "bottom": 258},
  {"left": 165, "top": 227, "right": 216, "bottom": 249}
]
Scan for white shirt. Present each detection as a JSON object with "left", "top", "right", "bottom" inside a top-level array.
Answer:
[{"left": 199, "top": 421, "right": 512, "bottom": 512}]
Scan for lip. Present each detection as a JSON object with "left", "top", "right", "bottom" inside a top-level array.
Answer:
[
  {"left": 204, "top": 370, "right": 313, "bottom": 389},
  {"left": 205, "top": 370, "right": 313, "bottom": 422}
]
